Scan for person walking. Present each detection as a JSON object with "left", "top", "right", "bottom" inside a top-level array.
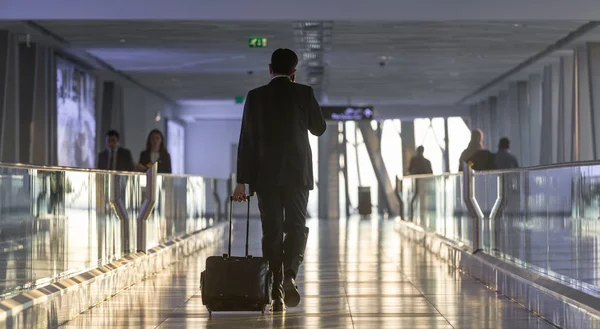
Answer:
[{"left": 233, "top": 48, "right": 326, "bottom": 312}]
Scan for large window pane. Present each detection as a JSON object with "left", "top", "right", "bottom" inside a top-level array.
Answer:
[
  {"left": 414, "top": 118, "right": 443, "bottom": 174},
  {"left": 381, "top": 119, "right": 403, "bottom": 185},
  {"left": 448, "top": 117, "right": 472, "bottom": 173}
]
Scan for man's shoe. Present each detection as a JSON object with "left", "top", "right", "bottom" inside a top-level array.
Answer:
[
  {"left": 270, "top": 264, "right": 286, "bottom": 312},
  {"left": 283, "top": 276, "right": 301, "bottom": 307},
  {"left": 271, "top": 299, "right": 286, "bottom": 312}
]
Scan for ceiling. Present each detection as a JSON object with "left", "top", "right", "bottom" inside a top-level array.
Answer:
[
  {"left": 3, "top": 0, "right": 600, "bottom": 21},
  {"left": 5, "top": 20, "right": 594, "bottom": 107}
]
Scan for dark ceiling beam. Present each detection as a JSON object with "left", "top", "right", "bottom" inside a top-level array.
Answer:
[
  {"left": 458, "top": 21, "right": 600, "bottom": 105},
  {"left": 22, "top": 20, "right": 178, "bottom": 107}
]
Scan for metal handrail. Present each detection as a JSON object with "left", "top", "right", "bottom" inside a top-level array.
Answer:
[
  {"left": 0, "top": 162, "right": 143, "bottom": 175},
  {"left": 474, "top": 160, "right": 600, "bottom": 175},
  {"left": 0, "top": 162, "right": 223, "bottom": 180},
  {"left": 402, "top": 172, "right": 462, "bottom": 180},
  {"left": 400, "top": 160, "right": 600, "bottom": 181}
]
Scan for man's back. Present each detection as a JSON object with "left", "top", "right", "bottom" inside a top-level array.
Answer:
[
  {"left": 494, "top": 149, "right": 519, "bottom": 169},
  {"left": 469, "top": 149, "right": 496, "bottom": 171},
  {"left": 237, "top": 77, "right": 326, "bottom": 190},
  {"left": 408, "top": 155, "right": 433, "bottom": 175}
]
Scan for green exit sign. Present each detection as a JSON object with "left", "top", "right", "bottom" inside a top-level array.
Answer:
[
  {"left": 249, "top": 37, "right": 268, "bottom": 48},
  {"left": 235, "top": 96, "right": 244, "bottom": 104}
]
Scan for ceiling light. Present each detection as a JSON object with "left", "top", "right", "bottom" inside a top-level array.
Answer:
[
  {"left": 119, "top": 38, "right": 126, "bottom": 43},
  {"left": 513, "top": 23, "right": 523, "bottom": 27},
  {"left": 155, "top": 112, "right": 161, "bottom": 122}
]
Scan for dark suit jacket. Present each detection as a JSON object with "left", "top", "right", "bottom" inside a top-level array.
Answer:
[
  {"left": 97, "top": 147, "right": 135, "bottom": 171},
  {"left": 237, "top": 77, "right": 327, "bottom": 190},
  {"left": 407, "top": 155, "right": 433, "bottom": 175},
  {"left": 138, "top": 150, "right": 172, "bottom": 174},
  {"left": 468, "top": 150, "right": 496, "bottom": 171}
]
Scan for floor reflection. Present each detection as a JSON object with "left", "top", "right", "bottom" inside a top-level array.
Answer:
[{"left": 59, "top": 216, "right": 554, "bottom": 329}]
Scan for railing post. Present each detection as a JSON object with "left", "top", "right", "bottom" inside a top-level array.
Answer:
[
  {"left": 211, "top": 179, "right": 222, "bottom": 221},
  {"left": 462, "top": 162, "right": 484, "bottom": 253},
  {"left": 489, "top": 173, "right": 505, "bottom": 252},
  {"left": 108, "top": 174, "right": 130, "bottom": 254},
  {"left": 137, "top": 163, "right": 158, "bottom": 253}
]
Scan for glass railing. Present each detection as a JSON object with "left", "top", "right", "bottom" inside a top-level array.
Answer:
[
  {"left": 0, "top": 163, "right": 230, "bottom": 300},
  {"left": 399, "top": 173, "right": 472, "bottom": 247},
  {"left": 399, "top": 162, "right": 600, "bottom": 297}
]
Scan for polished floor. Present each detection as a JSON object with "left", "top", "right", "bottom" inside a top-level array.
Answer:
[{"left": 58, "top": 217, "right": 556, "bottom": 329}]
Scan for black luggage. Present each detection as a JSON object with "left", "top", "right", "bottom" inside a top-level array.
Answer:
[{"left": 200, "top": 194, "right": 271, "bottom": 315}]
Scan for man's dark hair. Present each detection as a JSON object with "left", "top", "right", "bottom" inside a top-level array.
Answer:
[
  {"left": 271, "top": 48, "right": 298, "bottom": 75},
  {"left": 416, "top": 146, "right": 425, "bottom": 154},
  {"left": 498, "top": 137, "right": 510, "bottom": 150},
  {"left": 106, "top": 130, "right": 120, "bottom": 140}
]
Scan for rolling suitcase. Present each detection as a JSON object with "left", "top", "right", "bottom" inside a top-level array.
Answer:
[{"left": 200, "top": 194, "right": 272, "bottom": 315}]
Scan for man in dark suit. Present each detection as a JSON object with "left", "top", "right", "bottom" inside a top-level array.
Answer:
[
  {"left": 233, "top": 48, "right": 326, "bottom": 312},
  {"left": 97, "top": 130, "right": 135, "bottom": 171}
]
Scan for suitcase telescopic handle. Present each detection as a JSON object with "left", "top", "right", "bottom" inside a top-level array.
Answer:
[{"left": 227, "top": 192, "right": 255, "bottom": 258}]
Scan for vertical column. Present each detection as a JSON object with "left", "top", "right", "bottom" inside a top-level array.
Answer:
[
  {"left": 528, "top": 74, "right": 542, "bottom": 166},
  {"left": 558, "top": 54, "right": 574, "bottom": 162},
  {"left": 19, "top": 43, "right": 36, "bottom": 163},
  {"left": 488, "top": 97, "right": 498, "bottom": 152},
  {"left": 443, "top": 118, "right": 450, "bottom": 172},
  {"left": 551, "top": 62, "right": 561, "bottom": 163},
  {"left": 48, "top": 50, "right": 58, "bottom": 166},
  {"left": 401, "top": 121, "right": 415, "bottom": 175},
  {"left": 469, "top": 104, "right": 480, "bottom": 131},
  {"left": 540, "top": 65, "right": 555, "bottom": 165},
  {"left": 517, "top": 82, "right": 530, "bottom": 167},
  {"left": 99, "top": 82, "right": 113, "bottom": 147},
  {"left": 99, "top": 81, "right": 125, "bottom": 148},
  {"left": 574, "top": 45, "right": 596, "bottom": 160},
  {"left": 507, "top": 82, "right": 525, "bottom": 162},
  {"left": 480, "top": 100, "right": 492, "bottom": 149},
  {"left": 0, "top": 31, "right": 20, "bottom": 163},
  {"left": 496, "top": 91, "right": 509, "bottom": 139},
  {"left": 584, "top": 43, "right": 600, "bottom": 159},
  {"left": 318, "top": 122, "right": 340, "bottom": 219},
  {"left": 22, "top": 44, "right": 55, "bottom": 166}
]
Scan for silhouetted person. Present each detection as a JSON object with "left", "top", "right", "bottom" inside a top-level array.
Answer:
[
  {"left": 407, "top": 146, "right": 433, "bottom": 175},
  {"left": 459, "top": 129, "right": 484, "bottom": 172},
  {"left": 137, "top": 129, "right": 172, "bottom": 174},
  {"left": 97, "top": 130, "right": 135, "bottom": 171},
  {"left": 468, "top": 149, "right": 496, "bottom": 171},
  {"left": 495, "top": 137, "right": 519, "bottom": 169},
  {"left": 233, "top": 48, "right": 326, "bottom": 312}
]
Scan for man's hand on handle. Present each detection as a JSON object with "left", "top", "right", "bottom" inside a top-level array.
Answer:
[{"left": 233, "top": 183, "right": 248, "bottom": 202}]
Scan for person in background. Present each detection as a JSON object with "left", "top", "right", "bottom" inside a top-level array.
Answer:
[
  {"left": 468, "top": 149, "right": 496, "bottom": 171},
  {"left": 97, "top": 130, "right": 134, "bottom": 171},
  {"left": 407, "top": 146, "right": 433, "bottom": 175},
  {"left": 495, "top": 137, "right": 519, "bottom": 169},
  {"left": 136, "top": 129, "right": 172, "bottom": 174},
  {"left": 458, "top": 129, "right": 484, "bottom": 172}
]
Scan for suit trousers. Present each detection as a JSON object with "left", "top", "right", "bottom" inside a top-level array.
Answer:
[{"left": 256, "top": 186, "right": 309, "bottom": 278}]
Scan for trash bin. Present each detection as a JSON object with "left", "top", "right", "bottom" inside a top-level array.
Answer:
[{"left": 358, "top": 186, "right": 372, "bottom": 216}]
